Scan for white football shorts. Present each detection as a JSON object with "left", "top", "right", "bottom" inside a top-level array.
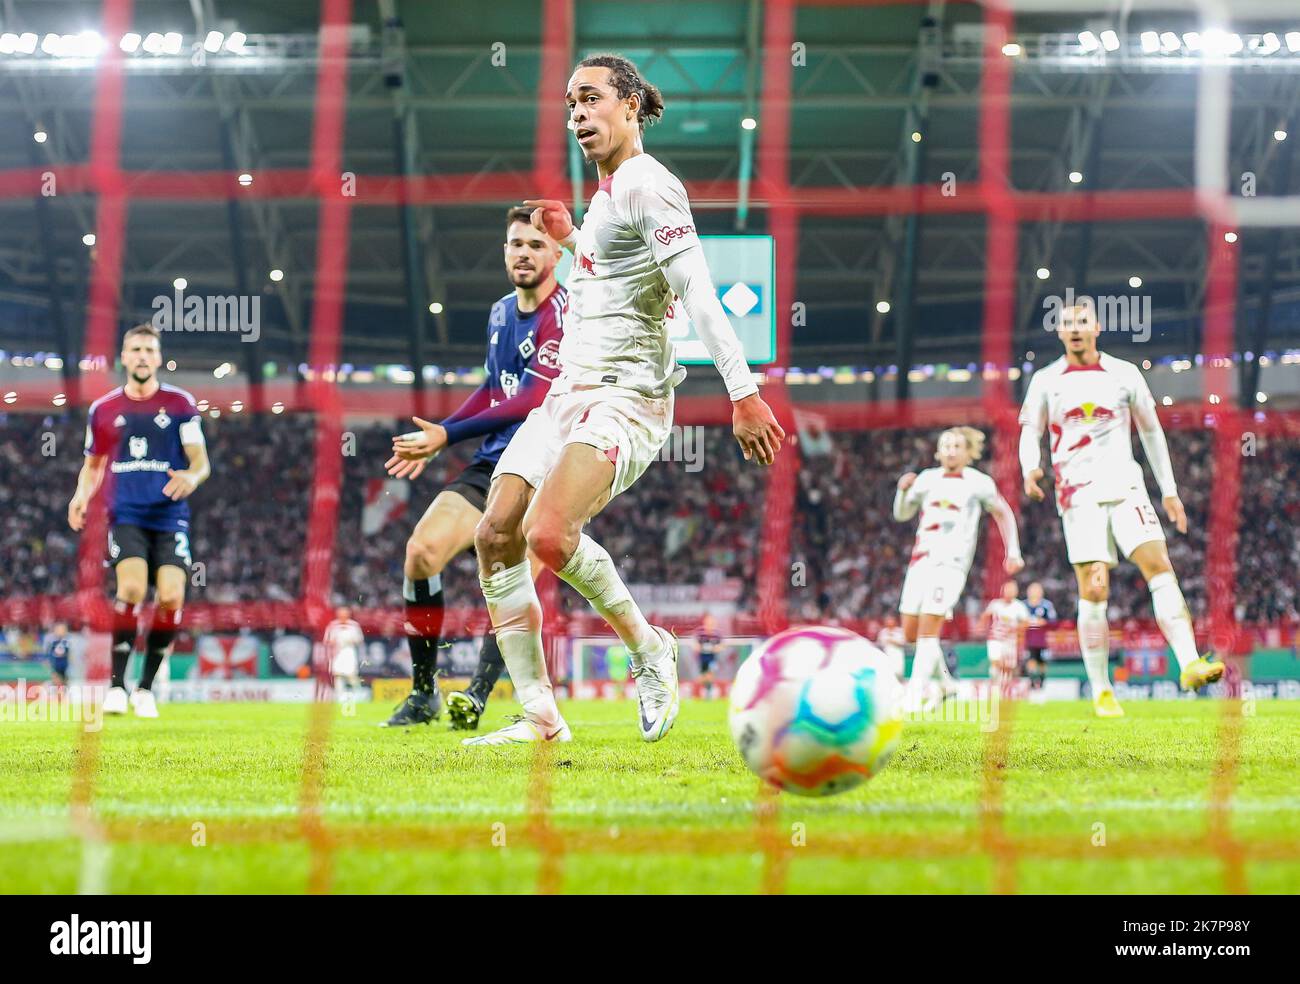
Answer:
[
  {"left": 493, "top": 385, "right": 673, "bottom": 500},
  {"left": 898, "top": 558, "right": 970, "bottom": 618},
  {"left": 1061, "top": 484, "right": 1166, "bottom": 567}
]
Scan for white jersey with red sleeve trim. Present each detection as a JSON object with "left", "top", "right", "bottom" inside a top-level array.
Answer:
[
  {"left": 1018, "top": 353, "right": 1152, "bottom": 513},
  {"left": 554, "top": 153, "right": 694, "bottom": 399},
  {"left": 985, "top": 598, "right": 1031, "bottom": 644},
  {"left": 898, "top": 466, "right": 999, "bottom": 572}
]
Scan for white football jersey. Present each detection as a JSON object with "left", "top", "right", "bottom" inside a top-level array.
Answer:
[
  {"left": 1019, "top": 353, "right": 1155, "bottom": 513},
  {"left": 897, "top": 467, "right": 1000, "bottom": 572},
  {"left": 984, "top": 598, "right": 1031, "bottom": 643},
  {"left": 554, "top": 153, "right": 695, "bottom": 399},
  {"left": 324, "top": 619, "right": 363, "bottom": 660}
]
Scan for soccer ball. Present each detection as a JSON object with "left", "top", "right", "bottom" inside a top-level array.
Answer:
[{"left": 728, "top": 626, "right": 904, "bottom": 797}]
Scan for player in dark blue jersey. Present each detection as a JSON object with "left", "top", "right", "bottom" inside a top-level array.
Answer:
[
  {"left": 44, "top": 622, "right": 72, "bottom": 688},
  {"left": 1024, "top": 581, "right": 1058, "bottom": 693},
  {"left": 69, "top": 324, "right": 211, "bottom": 719},
  {"left": 380, "top": 206, "right": 566, "bottom": 728}
]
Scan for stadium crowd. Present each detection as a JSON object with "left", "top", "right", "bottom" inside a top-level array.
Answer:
[{"left": 2, "top": 408, "right": 1295, "bottom": 628}]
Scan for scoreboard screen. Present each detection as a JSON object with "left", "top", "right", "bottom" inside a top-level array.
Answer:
[{"left": 555, "top": 234, "right": 777, "bottom": 366}]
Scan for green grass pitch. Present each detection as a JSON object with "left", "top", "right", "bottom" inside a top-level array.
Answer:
[{"left": 2, "top": 699, "right": 1297, "bottom": 893}]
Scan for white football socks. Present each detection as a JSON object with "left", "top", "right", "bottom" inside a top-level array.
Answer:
[
  {"left": 1077, "top": 598, "right": 1112, "bottom": 696},
  {"left": 557, "top": 533, "right": 660, "bottom": 662},
  {"left": 479, "top": 558, "right": 559, "bottom": 726},
  {"left": 1149, "top": 571, "right": 1199, "bottom": 670},
  {"left": 906, "top": 636, "right": 944, "bottom": 703}
]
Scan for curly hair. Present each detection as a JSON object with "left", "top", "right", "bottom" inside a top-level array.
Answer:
[{"left": 575, "top": 53, "right": 665, "bottom": 132}]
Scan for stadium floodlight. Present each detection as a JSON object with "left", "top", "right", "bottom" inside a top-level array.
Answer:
[
  {"left": 1068, "top": 170, "right": 1083, "bottom": 184},
  {"left": 1276, "top": 130, "right": 1289, "bottom": 142},
  {"left": 33, "top": 129, "right": 47, "bottom": 144},
  {"left": 1259, "top": 33, "right": 1281, "bottom": 55},
  {"left": 1002, "top": 42, "right": 1021, "bottom": 56},
  {"left": 0, "top": 33, "right": 18, "bottom": 54},
  {"left": 1078, "top": 31, "right": 1100, "bottom": 53},
  {"left": 82, "top": 233, "right": 96, "bottom": 246},
  {"left": 120, "top": 32, "right": 141, "bottom": 52},
  {"left": 876, "top": 300, "right": 891, "bottom": 314},
  {"left": 162, "top": 32, "right": 183, "bottom": 55},
  {"left": 911, "top": 130, "right": 922, "bottom": 143},
  {"left": 269, "top": 269, "right": 284, "bottom": 282},
  {"left": 1183, "top": 32, "right": 1202, "bottom": 52},
  {"left": 237, "top": 172, "right": 253, "bottom": 186},
  {"left": 1036, "top": 267, "right": 1050, "bottom": 280},
  {"left": 173, "top": 277, "right": 188, "bottom": 289},
  {"left": 741, "top": 117, "right": 757, "bottom": 131},
  {"left": 1224, "top": 231, "right": 1238, "bottom": 243},
  {"left": 1159, "top": 32, "right": 1181, "bottom": 53},
  {"left": 225, "top": 31, "right": 247, "bottom": 53},
  {"left": 203, "top": 31, "right": 224, "bottom": 53},
  {"left": 40, "top": 33, "right": 63, "bottom": 56},
  {"left": 1129, "top": 275, "right": 1142, "bottom": 288},
  {"left": 1287, "top": 32, "right": 1300, "bottom": 53},
  {"left": 17, "top": 32, "right": 37, "bottom": 54},
  {"left": 429, "top": 302, "right": 444, "bottom": 314},
  {"left": 1100, "top": 30, "right": 1119, "bottom": 52},
  {"left": 142, "top": 32, "right": 164, "bottom": 54},
  {"left": 67, "top": 31, "right": 105, "bottom": 58},
  {"left": 1140, "top": 31, "right": 1160, "bottom": 54}
]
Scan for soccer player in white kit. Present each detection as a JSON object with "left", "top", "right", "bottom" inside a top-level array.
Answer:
[
  {"left": 324, "top": 605, "right": 365, "bottom": 694},
  {"left": 1019, "top": 302, "right": 1223, "bottom": 717},
  {"left": 894, "top": 427, "right": 1023, "bottom": 711},
  {"left": 467, "top": 54, "right": 785, "bottom": 745},
  {"left": 980, "top": 579, "right": 1031, "bottom": 696}
]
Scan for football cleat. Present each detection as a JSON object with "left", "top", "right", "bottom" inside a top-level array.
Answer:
[
  {"left": 1180, "top": 657, "right": 1225, "bottom": 692},
  {"left": 1093, "top": 689, "right": 1124, "bottom": 718},
  {"left": 446, "top": 691, "right": 484, "bottom": 731},
  {"left": 632, "top": 626, "right": 680, "bottom": 742},
  {"left": 379, "top": 689, "right": 442, "bottom": 728},
  {"left": 103, "top": 686, "right": 129, "bottom": 716},
  {"left": 129, "top": 689, "right": 159, "bottom": 719},
  {"left": 461, "top": 714, "right": 571, "bottom": 746}
]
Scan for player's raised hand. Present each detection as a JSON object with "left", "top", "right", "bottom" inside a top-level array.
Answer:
[
  {"left": 1024, "top": 467, "right": 1046, "bottom": 502},
  {"left": 385, "top": 452, "right": 429, "bottom": 481},
  {"left": 732, "top": 393, "right": 785, "bottom": 466},
  {"left": 897, "top": 472, "right": 917, "bottom": 492},
  {"left": 392, "top": 417, "right": 447, "bottom": 459},
  {"left": 1163, "top": 495, "right": 1188, "bottom": 534},
  {"left": 1004, "top": 556, "right": 1025, "bottom": 576},
  {"left": 162, "top": 469, "right": 198, "bottom": 501},
  {"left": 67, "top": 494, "right": 88, "bottom": 532},
  {"left": 522, "top": 199, "right": 574, "bottom": 243}
]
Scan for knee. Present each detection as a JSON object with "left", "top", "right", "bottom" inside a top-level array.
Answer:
[
  {"left": 116, "top": 583, "right": 147, "bottom": 606},
  {"left": 1079, "top": 563, "right": 1109, "bottom": 603},
  {"left": 155, "top": 587, "right": 185, "bottom": 611},
  {"left": 404, "top": 534, "right": 442, "bottom": 579},
  {"left": 474, "top": 512, "right": 519, "bottom": 566},
  {"left": 525, "top": 520, "right": 576, "bottom": 572}
]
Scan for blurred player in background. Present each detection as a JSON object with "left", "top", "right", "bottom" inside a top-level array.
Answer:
[
  {"left": 324, "top": 605, "right": 365, "bottom": 694},
  {"left": 68, "top": 325, "right": 209, "bottom": 719},
  {"left": 981, "top": 579, "right": 1031, "bottom": 696},
  {"left": 876, "top": 614, "right": 907, "bottom": 682},
  {"left": 695, "top": 613, "right": 721, "bottom": 698},
  {"left": 382, "top": 207, "right": 566, "bottom": 729},
  {"left": 468, "top": 53, "right": 784, "bottom": 746},
  {"left": 1020, "top": 302, "right": 1222, "bottom": 718},
  {"left": 44, "top": 621, "right": 71, "bottom": 688},
  {"left": 895, "top": 427, "right": 1023, "bottom": 712},
  {"left": 1023, "top": 581, "right": 1056, "bottom": 696}
]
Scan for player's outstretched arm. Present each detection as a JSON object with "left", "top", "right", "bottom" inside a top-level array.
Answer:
[
  {"left": 68, "top": 454, "right": 107, "bottom": 531},
  {"left": 989, "top": 494, "right": 1025, "bottom": 574},
  {"left": 1018, "top": 372, "right": 1048, "bottom": 502},
  {"left": 659, "top": 245, "right": 783, "bottom": 464},
  {"left": 1132, "top": 377, "right": 1186, "bottom": 533}
]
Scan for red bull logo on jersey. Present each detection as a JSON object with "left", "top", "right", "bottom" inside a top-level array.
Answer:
[
  {"left": 577, "top": 252, "right": 595, "bottom": 274},
  {"left": 927, "top": 498, "right": 962, "bottom": 511},
  {"left": 1062, "top": 401, "right": 1116, "bottom": 423}
]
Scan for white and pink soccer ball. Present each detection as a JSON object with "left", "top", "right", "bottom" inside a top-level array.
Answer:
[{"left": 729, "top": 626, "right": 904, "bottom": 797}]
